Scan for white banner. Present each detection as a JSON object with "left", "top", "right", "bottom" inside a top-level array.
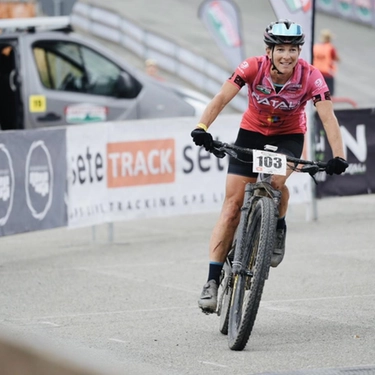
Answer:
[
  {"left": 67, "top": 116, "right": 312, "bottom": 228},
  {"left": 268, "top": 0, "right": 315, "bottom": 63},
  {"left": 67, "top": 123, "right": 110, "bottom": 227},
  {"left": 67, "top": 116, "right": 238, "bottom": 228}
]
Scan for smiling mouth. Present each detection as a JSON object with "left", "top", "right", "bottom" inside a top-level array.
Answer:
[{"left": 278, "top": 64, "right": 293, "bottom": 71}]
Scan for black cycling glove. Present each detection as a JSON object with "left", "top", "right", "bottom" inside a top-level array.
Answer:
[
  {"left": 326, "top": 157, "right": 348, "bottom": 175},
  {"left": 191, "top": 128, "right": 213, "bottom": 151}
]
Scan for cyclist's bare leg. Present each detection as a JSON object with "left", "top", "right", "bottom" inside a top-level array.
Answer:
[
  {"left": 270, "top": 170, "right": 294, "bottom": 267},
  {"left": 271, "top": 168, "right": 294, "bottom": 218},
  {"left": 277, "top": 184, "right": 289, "bottom": 218},
  {"left": 209, "top": 174, "right": 256, "bottom": 263},
  {"left": 198, "top": 174, "right": 256, "bottom": 313}
]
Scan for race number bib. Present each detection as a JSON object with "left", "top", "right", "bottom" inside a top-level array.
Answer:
[{"left": 252, "top": 150, "right": 287, "bottom": 176}]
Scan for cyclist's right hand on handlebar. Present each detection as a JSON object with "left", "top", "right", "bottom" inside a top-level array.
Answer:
[
  {"left": 211, "top": 148, "right": 226, "bottom": 158},
  {"left": 326, "top": 157, "right": 348, "bottom": 175},
  {"left": 191, "top": 128, "right": 213, "bottom": 151}
]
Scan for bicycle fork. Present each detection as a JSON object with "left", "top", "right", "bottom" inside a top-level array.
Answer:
[
  {"left": 231, "top": 181, "right": 281, "bottom": 278},
  {"left": 231, "top": 183, "right": 257, "bottom": 277}
]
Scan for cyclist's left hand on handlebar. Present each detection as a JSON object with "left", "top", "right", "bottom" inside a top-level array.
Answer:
[
  {"left": 326, "top": 157, "right": 348, "bottom": 175},
  {"left": 191, "top": 128, "right": 213, "bottom": 151}
]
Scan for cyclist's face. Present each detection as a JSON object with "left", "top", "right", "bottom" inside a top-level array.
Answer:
[{"left": 268, "top": 44, "right": 301, "bottom": 74}]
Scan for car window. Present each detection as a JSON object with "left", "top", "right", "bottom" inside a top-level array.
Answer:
[
  {"left": 32, "top": 41, "right": 141, "bottom": 98},
  {"left": 80, "top": 47, "right": 121, "bottom": 96},
  {"left": 33, "top": 44, "right": 83, "bottom": 90}
]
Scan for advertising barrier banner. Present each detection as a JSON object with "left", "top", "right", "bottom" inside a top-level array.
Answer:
[
  {"left": 0, "top": 128, "right": 67, "bottom": 236},
  {"left": 314, "top": 108, "right": 375, "bottom": 197},
  {"left": 316, "top": 0, "right": 375, "bottom": 28},
  {"left": 67, "top": 116, "right": 312, "bottom": 228},
  {"left": 67, "top": 123, "right": 110, "bottom": 227},
  {"left": 67, "top": 118, "right": 236, "bottom": 228},
  {"left": 2, "top": 108, "right": 374, "bottom": 236}
]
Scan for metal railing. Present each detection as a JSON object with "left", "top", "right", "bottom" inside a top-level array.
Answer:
[{"left": 70, "top": 2, "right": 247, "bottom": 112}]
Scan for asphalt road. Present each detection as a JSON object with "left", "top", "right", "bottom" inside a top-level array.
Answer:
[
  {"left": 1, "top": 194, "right": 375, "bottom": 374},
  {"left": 79, "top": 0, "right": 375, "bottom": 109}
]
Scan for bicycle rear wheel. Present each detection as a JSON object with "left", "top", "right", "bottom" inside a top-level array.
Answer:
[{"left": 227, "top": 196, "right": 277, "bottom": 351}]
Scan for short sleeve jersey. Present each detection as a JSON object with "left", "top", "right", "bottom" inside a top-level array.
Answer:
[{"left": 227, "top": 55, "right": 331, "bottom": 136}]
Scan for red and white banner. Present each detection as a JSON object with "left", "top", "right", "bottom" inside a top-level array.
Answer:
[
  {"left": 198, "top": 0, "right": 245, "bottom": 70},
  {"left": 66, "top": 116, "right": 310, "bottom": 228},
  {"left": 268, "top": 0, "right": 315, "bottom": 63},
  {"left": 67, "top": 118, "right": 237, "bottom": 227}
]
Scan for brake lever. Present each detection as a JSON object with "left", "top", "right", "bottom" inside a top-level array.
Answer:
[
  {"left": 211, "top": 148, "right": 226, "bottom": 158},
  {"left": 301, "top": 165, "right": 319, "bottom": 175},
  {"left": 223, "top": 148, "right": 237, "bottom": 159},
  {"left": 310, "top": 174, "right": 318, "bottom": 185},
  {"left": 300, "top": 165, "right": 320, "bottom": 185},
  {"left": 211, "top": 142, "right": 236, "bottom": 159}
]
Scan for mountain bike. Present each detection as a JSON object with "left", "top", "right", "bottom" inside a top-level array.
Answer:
[{"left": 211, "top": 140, "right": 328, "bottom": 351}]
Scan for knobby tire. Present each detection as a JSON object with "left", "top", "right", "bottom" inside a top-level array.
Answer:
[
  {"left": 227, "top": 196, "right": 277, "bottom": 351},
  {"left": 218, "top": 257, "right": 233, "bottom": 335}
]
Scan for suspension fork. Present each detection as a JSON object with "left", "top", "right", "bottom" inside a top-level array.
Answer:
[
  {"left": 232, "top": 183, "right": 257, "bottom": 275},
  {"left": 231, "top": 180, "right": 281, "bottom": 276}
]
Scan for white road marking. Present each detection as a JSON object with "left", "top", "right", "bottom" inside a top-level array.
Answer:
[
  {"left": 261, "top": 293, "right": 375, "bottom": 304},
  {"left": 76, "top": 268, "right": 201, "bottom": 294},
  {"left": 199, "top": 361, "right": 228, "bottom": 368},
  {"left": 39, "top": 321, "right": 59, "bottom": 327},
  {"left": 3, "top": 306, "right": 197, "bottom": 321},
  {"left": 109, "top": 338, "right": 128, "bottom": 344}
]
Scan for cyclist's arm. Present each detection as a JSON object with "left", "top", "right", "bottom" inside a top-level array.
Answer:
[
  {"left": 198, "top": 81, "right": 240, "bottom": 130},
  {"left": 315, "top": 100, "right": 345, "bottom": 158}
]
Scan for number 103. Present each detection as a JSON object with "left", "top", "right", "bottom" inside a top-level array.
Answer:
[{"left": 256, "top": 156, "right": 283, "bottom": 169}]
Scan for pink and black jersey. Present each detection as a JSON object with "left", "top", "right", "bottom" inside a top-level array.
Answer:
[{"left": 227, "top": 55, "right": 331, "bottom": 136}]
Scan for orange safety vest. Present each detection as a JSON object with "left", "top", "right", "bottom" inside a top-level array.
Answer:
[{"left": 313, "top": 43, "right": 337, "bottom": 77}]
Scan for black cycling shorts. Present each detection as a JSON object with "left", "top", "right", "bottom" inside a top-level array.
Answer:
[{"left": 228, "top": 128, "right": 304, "bottom": 178}]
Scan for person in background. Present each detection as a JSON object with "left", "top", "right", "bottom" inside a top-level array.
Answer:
[
  {"left": 144, "top": 58, "right": 165, "bottom": 81},
  {"left": 313, "top": 29, "right": 340, "bottom": 96}
]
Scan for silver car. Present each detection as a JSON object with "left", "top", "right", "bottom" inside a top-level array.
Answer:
[{"left": 0, "top": 17, "right": 207, "bottom": 130}]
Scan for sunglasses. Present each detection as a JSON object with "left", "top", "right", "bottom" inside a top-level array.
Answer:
[{"left": 271, "top": 23, "right": 303, "bottom": 36}]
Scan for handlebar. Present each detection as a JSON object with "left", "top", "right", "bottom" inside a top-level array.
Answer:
[{"left": 211, "top": 140, "right": 327, "bottom": 179}]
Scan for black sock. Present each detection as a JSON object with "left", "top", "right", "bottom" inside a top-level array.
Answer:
[
  {"left": 277, "top": 216, "right": 286, "bottom": 230},
  {"left": 207, "top": 262, "right": 224, "bottom": 285}
]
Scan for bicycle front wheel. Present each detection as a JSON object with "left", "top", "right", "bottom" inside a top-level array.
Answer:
[
  {"left": 218, "top": 252, "right": 233, "bottom": 335},
  {"left": 227, "top": 196, "right": 277, "bottom": 351}
]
